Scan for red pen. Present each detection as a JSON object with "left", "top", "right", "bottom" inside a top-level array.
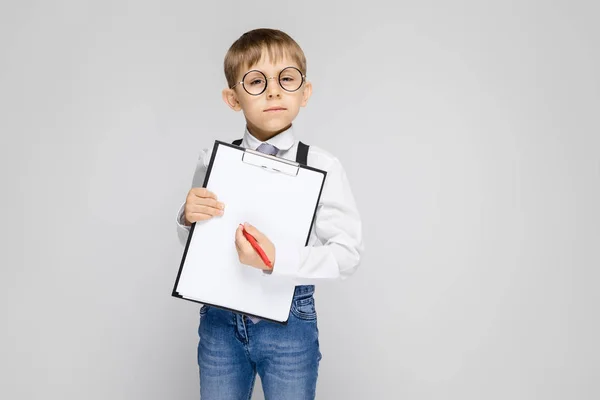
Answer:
[{"left": 241, "top": 224, "right": 272, "bottom": 269}]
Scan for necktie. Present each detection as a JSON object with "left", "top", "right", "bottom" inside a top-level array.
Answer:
[
  {"left": 256, "top": 142, "right": 279, "bottom": 156},
  {"left": 244, "top": 142, "right": 278, "bottom": 325}
]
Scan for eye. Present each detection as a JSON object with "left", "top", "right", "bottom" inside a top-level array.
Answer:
[
  {"left": 281, "top": 76, "right": 295, "bottom": 82},
  {"left": 249, "top": 79, "right": 265, "bottom": 86}
]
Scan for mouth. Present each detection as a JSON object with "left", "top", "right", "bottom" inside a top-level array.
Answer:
[{"left": 264, "top": 107, "right": 287, "bottom": 112}]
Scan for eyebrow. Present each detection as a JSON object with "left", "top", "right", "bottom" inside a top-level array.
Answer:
[{"left": 246, "top": 66, "right": 300, "bottom": 75}]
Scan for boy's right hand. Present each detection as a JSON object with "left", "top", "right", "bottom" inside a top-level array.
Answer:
[{"left": 183, "top": 188, "right": 225, "bottom": 226}]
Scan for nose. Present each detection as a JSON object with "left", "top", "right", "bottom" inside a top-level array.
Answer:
[{"left": 265, "top": 76, "right": 281, "bottom": 99}]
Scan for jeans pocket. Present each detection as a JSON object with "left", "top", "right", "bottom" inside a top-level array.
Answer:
[{"left": 291, "top": 296, "right": 317, "bottom": 321}]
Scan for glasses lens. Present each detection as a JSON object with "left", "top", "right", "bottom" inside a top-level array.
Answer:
[
  {"left": 243, "top": 71, "right": 266, "bottom": 95},
  {"left": 279, "top": 67, "right": 303, "bottom": 92}
]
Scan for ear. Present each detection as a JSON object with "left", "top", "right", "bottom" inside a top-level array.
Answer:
[
  {"left": 300, "top": 81, "right": 312, "bottom": 107},
  {"left": 222, "top": 88, "right": 242, "bottom": 111}
]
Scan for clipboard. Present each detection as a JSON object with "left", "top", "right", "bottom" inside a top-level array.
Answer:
[{"left": 172, "top": 140, "right": 327, "bottom": 324}]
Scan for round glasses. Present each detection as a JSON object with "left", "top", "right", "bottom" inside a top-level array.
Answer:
[{"left": 231, "top": 66, "right": 306, "bottom": 96}]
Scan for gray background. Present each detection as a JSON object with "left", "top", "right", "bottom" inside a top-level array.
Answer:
[{"left": 1, "top": 1, "right": 598, "bottom": 399}]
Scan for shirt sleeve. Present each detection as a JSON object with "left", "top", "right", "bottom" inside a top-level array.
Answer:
[
  {"left": 176, "top": 149, "right": 210, "bottom": 247},
  {"left": 268, "top": 157, "right": 364, "bottom": 283}
]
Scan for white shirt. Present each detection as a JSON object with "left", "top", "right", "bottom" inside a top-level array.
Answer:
[{"left": 176, "top": 125, "right": 364, "bottom": 285}]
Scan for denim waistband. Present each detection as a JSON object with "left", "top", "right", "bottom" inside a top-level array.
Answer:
[{"left": 294, "top": 285, "right": 314, "bottom": 296}]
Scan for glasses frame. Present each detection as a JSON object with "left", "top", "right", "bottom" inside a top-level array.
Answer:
[{"left": 231, "top": 66, "right": 306, "bottom": 96}]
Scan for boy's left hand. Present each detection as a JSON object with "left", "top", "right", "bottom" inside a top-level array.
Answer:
[{"left": 235, "top": 223, "right": 276, "bottom": 271}]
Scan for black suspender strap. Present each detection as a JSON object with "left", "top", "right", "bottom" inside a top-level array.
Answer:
[
  {"left": 231, "top": 139, "right": 309, "bottom": 165},
  {"left": 296, "top": 141, "right": 309, "bottom": 165}
]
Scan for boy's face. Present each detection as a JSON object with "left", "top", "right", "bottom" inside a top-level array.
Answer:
[{"left": 222, "top": 51, "right": 312, "bottom": 141}]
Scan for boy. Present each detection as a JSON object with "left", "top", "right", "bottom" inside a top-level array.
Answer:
[{"left": 176, "top": 28, "right": 363, "bottom": 400}]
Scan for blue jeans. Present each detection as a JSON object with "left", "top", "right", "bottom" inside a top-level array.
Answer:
[{"left": 197, "top": 285, "right": 322, "bottom": 400}]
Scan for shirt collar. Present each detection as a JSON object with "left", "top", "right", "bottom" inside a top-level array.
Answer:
[{"left": 244, "top": 125, "right": 296, "bottom": 151}]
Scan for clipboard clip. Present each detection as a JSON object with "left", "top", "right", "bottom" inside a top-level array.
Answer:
[{"left": 242, "top": 149, "right": 300, "bottom": 176}]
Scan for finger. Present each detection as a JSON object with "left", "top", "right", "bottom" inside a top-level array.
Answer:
[
  {"left": 236, "top": 224, "right": 254, "bottom": 254},
  {"left": 235, "top": 226, "right": 252, "bottom": 260},
  {"left": 235, "top": 224, "right": 247, "bottom": 249},
  {"left": 191, "top": 205, "right": 223, "bottom": 217},
  {"left": 234, "top": 233, "right": 242, "bottom": 253},
  {"left": 197, "top": 197, "right": 225, "bottom": 210},
  {"left": 235, "top": 224, "right": 244, "bottom": 243},
  {"left": 186, "top": 212, "right": 212, "bottom": 223},
  {"left": 185, "top": 205, "right": 221, "bottom": 220},
  {"left": 191, "top": 187, "right": 218, "bottom": 200}
]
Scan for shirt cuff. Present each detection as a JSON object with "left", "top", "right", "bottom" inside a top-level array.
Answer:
[
  {"left": 269, "top": 240, "right": 301, "bottom": 278},
  {"left": 176, "top": 203, "right": 190, "bottom": 230}
]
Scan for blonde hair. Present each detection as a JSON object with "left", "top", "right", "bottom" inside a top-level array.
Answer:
[{"left": 224, "top": 28, "right": 307, "bottom": 89}]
